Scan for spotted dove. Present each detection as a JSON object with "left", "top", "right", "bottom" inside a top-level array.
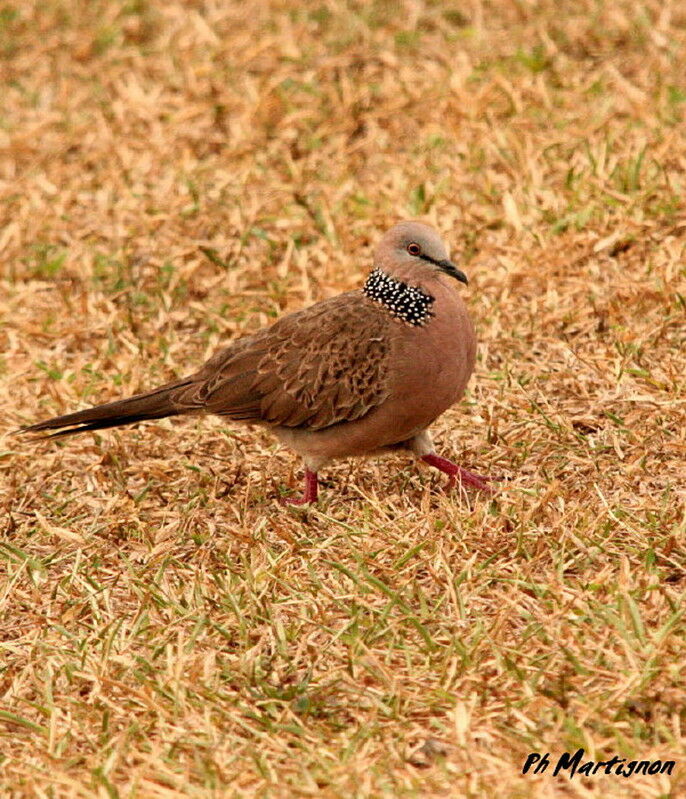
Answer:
[{"left": 19, "top": 221, "right": 494, "bottom": 504}]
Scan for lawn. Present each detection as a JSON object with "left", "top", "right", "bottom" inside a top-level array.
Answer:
[{"left": 1, "top": 1, "right": 685, "bottom": 797}]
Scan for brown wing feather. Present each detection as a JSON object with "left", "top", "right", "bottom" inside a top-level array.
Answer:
[
  {"left": 20, "top": 292, "right": 392, "bottom": 437},
  {"left": 185, "top": 291, "right": 392, "bottom": 431}
]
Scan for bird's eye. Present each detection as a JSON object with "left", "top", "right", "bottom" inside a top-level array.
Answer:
[{"left": 407, "top": 242, "right": 421, "bottom": 256}]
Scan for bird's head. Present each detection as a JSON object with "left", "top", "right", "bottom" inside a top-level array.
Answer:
[{"left": 374, "top": 221, "right": 468, "bottom": 285}]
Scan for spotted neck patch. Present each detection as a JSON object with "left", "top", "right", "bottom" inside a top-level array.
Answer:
[{"left": 363, "top": 269, "right": 435, "bottom": 326}]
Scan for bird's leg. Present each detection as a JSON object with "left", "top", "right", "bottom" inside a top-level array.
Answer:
[
  {"left": 280, "top": 468, "right": 319, "bottom": 506},
  {"left": 421, "top": 453, "right": 495, "bottom": 493},
  {"left": 408, "top": 431, "right": 496, "bottom": 493}
]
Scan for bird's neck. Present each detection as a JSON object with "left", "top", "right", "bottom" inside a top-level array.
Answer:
[{"left": 362, "top": 268, "right": 435, "bottom": 327}]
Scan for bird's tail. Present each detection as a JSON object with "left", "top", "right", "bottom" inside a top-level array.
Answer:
[{"left": 18, "top": 379, "right": 195, "bottom": 438}]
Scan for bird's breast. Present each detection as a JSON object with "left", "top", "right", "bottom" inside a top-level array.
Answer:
[{"left": 387, "top": 284, "right": 476, "bottom": 425}]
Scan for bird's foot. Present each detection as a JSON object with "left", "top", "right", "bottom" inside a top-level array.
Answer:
[
  {"left": 421, "top": 454, "right": 499, "bottom": 493},
  {"left": 279, "top": 469, "right": 319, "bottom": 506}
]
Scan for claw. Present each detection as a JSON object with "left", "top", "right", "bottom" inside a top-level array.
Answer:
[
  {"left": 279, "top": 468, "right": 318, "bottom": 506},
  {"left": 421, "top": 454, "right": 498, "bottom": 494}
]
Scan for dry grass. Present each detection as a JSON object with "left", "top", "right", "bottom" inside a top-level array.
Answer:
[{"left": 1, "top": 1, "right": 685, "bottom": 797}]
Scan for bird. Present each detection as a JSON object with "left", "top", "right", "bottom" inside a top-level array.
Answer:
[{"left": 19, "top": 220, "right": 495, "bottom": 505}]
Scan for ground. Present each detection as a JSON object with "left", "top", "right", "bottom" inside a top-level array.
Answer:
[{"left": 1, "top": 1, "right": 685, "bottom": 797}]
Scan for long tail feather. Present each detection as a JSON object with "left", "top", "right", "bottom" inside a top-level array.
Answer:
[{"left": 18, "top": 379, "right": 194, "bottom": 438}]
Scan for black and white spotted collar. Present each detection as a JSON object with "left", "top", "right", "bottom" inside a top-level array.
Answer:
[{"left": 362, "top": 269, "right": 435, "bottom": 327}]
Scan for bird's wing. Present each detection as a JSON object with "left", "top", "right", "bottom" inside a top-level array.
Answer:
[{"left": 174, "top": 291, "right": 393, "bottom": 431}]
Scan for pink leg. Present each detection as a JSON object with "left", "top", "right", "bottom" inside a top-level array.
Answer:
[
  {"left": 280, "top": 469, "right": 319, "bottom": 506},
  {"left": 421, "top": 454, "right": 497, "bottom": 493}
]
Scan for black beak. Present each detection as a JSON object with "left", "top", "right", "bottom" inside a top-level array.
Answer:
[{"left": 438, "top": 259, "right": 468, "bottom": 285}]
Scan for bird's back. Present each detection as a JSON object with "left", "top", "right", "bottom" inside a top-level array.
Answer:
[{"left": 172, "top": 290, "right": 395, "bottom": 430}]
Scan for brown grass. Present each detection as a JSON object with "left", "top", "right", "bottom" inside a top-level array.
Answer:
[{"left": 1, "top": 1, "right": 685, "bottom": 797}]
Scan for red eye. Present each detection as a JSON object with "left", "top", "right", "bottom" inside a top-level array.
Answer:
[{"left": 407, "top": 242, "right": 421, "bottom": 256}]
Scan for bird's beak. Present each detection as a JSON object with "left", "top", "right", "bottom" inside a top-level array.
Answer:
[{"left": 437, "top": 259, "right": 468, "bottom": 285}]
